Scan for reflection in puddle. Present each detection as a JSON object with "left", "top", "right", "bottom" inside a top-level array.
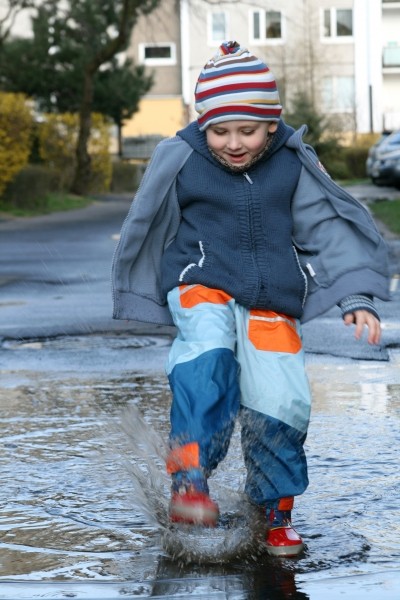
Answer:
[{"left": 0, "top": 363, "right": 399, "bottom": 595}]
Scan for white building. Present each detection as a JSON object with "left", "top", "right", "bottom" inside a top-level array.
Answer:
[
  {"left": 381, "top": 0, "right": 400, "bottom": 129},
  {"left": 178, "top": 0, "right": 400, "bottom": 135}
]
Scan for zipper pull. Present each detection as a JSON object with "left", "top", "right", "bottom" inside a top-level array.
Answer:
[
  {"left": 306, "top": 262, "right": 316, "bottom": 277},
  {"left": 243, "top": 172, "right": 253, "bottom": 184}
]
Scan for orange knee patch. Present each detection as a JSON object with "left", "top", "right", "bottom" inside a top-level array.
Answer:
[
  {"left": 248, "top": 310, "right": 302, "bottom": 353},
  {"left": 278, "top": 496, "right": 294, "bottom": 511},
  {"left": 166, "top": 442, "right": 200, "bottom": 474},
  {"left": 179, "top": 285, "right": 232, "bottom": 308}
]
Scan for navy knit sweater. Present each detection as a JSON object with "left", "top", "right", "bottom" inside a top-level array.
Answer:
[{"left": 160, "top": 120, "right": 307, "bottom": 318}]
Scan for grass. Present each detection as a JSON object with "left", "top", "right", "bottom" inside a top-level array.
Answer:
[
  {"left": 369, "top": 198, "right": 400, "bottom": 236},
  {"left": 0, "top": 193, "right": 92, "bottom": 217},
  {"left": 337, "top": 177, "right": 370, "bottom": 186}
]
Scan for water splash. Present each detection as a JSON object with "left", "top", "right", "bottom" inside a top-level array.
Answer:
[{"left": 113, "top": 405, "right": 267, "bottom": 565}]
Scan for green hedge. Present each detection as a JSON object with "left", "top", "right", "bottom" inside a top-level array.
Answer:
[
  {"left": 342, "top": 146, "right": 369, "bottom": 178},
  {"left": 320, "top": 145, "right": 369, "bottom": 181},
  {"left": 110, "top": 161, "right": 143, "bottom": 192},
  {"left": 1, "top": 164, "right": 61, "bottom": 210},
  {"left": 1, "top": 161, "right": 143, "bottom": 211}
]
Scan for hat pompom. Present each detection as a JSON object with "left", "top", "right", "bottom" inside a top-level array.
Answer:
[
  {"left": 195, "top": 41, "right": 282, "bottom": 131},
  {"left": 219, "top": 40, "right": 240, "bottom": 55}
]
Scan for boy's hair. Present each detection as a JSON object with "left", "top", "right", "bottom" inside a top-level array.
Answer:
[{"left": 195, "top": 41, "right": 282, "bottom": 131}]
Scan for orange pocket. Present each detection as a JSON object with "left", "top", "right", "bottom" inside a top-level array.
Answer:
[
  {"left": 179, "top": 285, "right": 232, "bottom": 308},
  {"left": 248, "top": 310, "right": 302, "bottom": 353}
]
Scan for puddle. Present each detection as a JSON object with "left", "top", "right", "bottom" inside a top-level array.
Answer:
[{"left": 0, "top": 358, "right": 399, "bottom": 597}]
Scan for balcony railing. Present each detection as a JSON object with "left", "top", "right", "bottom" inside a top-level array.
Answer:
[{"left": 383, "top": 44, "right": 400, "bottom": 67}]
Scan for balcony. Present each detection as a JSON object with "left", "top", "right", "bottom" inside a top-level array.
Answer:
[{"left": 383, "top": 43, "right": 400, "bottom": 67}]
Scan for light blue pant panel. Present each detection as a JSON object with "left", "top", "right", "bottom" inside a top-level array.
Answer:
[
  {"left": 235, "top": 304, "right": 311, "bottom": 433},
  {"left": 166, "top": 287, "right": 237, "bottom": 375}
]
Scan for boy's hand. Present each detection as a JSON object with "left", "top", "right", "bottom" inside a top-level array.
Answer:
[{"left": 344, "top": 310, "right": 381, "bottom": 345}]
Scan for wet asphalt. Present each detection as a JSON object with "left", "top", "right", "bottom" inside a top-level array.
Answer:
[{"left": 0, "top": 183, "right": 399, "bottom": 599}]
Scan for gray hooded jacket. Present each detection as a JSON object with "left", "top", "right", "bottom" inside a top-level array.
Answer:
[{"left": 111, "top": 126, "right": 390, "bottom": 326}]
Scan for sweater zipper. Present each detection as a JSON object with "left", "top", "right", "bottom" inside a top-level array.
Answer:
[
  {"left": 242, "top": 170, "right": 261, "bottom": 303},
  {"left": 243, "top": 172, "right": 253, "bottom": 184}
]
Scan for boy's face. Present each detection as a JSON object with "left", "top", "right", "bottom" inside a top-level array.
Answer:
[{"left": 206, "top": 120, "right": 278, "bottom": 168}]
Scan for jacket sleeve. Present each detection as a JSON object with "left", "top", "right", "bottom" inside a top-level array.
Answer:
[
  {"left": 290, "top": 149, "right": 390, "bottom": 322},
  {"left": 339, "top": 294, "right": 380, "bottom": 320},
  {"left": 111, "top": 137, "right": 192, "bottom": 325}
]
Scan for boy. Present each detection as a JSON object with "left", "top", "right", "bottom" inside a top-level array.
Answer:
[{"left": 112, "top": 41, "right": 389, "bottom": 557}]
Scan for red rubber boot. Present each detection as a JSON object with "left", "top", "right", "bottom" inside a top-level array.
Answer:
[
  {"left": 265, "top": 498, "right": 304, "bottom": 557},
  {"left": 169, "top": 469, "right": 219, "bottom": 527}
]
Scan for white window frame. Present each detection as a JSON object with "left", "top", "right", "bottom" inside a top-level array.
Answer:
[
  {"left": 321, "top": 7, "right": 353, "bottom": 43},
  {"left": 207, "top": 11, "right": 229, "bottom": 45},
  {"left": 138, "top": 42, "right": 177, "bottom": 66},
  {"left": 322, "top": 76, "right": 355, "bottom": 113},
  {"left": 249, "top": 9, "right": 285, "bottom": 45}
]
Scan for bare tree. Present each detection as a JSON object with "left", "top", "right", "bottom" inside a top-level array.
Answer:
[
  {"left": 65, "top": 0, "right": 161, "bottom": 195},
  {"left": 0, "top": 0, "right": 34, "bottom": 47}
]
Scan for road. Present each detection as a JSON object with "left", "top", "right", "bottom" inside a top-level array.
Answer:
[{"left": 0, "top": 185, "right": 399, "bottom": 361}]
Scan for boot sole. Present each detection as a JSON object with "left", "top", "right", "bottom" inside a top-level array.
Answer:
[
  {"left": 266, "top": 541, "right": 304, "bottom": 557},
  {"left": 169, "top": 504, "right": 219, "bottom": 527}
]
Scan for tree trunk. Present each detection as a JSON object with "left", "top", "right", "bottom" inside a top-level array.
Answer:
[
  {"left": 118, "top": 122, "right": 123, "bottom": 157},
  {"left": 70, "top": 0, "right": 148, "bottom": 194},
  {"left": 71, "top": 69, "right": 94, "bottom": 195}
]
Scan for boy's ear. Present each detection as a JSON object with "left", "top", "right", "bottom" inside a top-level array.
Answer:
[{"left": 268, "top": 122, "right": 278, "bottom": 134}]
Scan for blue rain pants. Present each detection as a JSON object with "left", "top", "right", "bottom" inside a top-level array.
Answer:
[{"left": 165, "top": 284, "right": 311, "bottom": 506}]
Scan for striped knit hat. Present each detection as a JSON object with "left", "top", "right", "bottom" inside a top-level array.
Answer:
[{"left": 195, "top": 41, "right": 282, "bottom": 131}]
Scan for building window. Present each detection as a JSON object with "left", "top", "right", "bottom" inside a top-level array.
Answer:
[
  {"left": 251, "top": 10, "right": 283, "bottom": 43},
  {"left": 323, "top": 8, "right": 353, "bottom": 39},
  {"left": 139, "top": 43, "right": 176, "bottom": 66},
  {"left": 266, "top": 11, "right": 282, "bottom": 38},
  {"left": 209, "top": 12, "right": 227, "bottom": 43},
  {"left": 253, "top": 12, "right": 260, "bottom": 39},
  {"left": 322, "top": 76, "right": 354, "bottom": 112}
]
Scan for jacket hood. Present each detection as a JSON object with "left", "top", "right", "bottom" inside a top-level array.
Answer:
[{"left": 176, "top": 119, "right": 296, "bottom": 167}]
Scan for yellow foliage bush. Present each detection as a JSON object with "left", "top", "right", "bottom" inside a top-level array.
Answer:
[
  {"left": 0, "top": 93, "right": 33, "bottom": 196},
  {"left": 38, "top": 112, "right": 112, "bottom": 192}
]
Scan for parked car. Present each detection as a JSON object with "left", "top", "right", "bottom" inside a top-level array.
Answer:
[
  {"left": 369, "top": 130, "right": 400, "bottom": 187},
  {"left": 366, "top": 130, "right": 392, "bottom": 177},
  {"left": 390, "top": 156, "right": 400, "bottom": 189}
]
